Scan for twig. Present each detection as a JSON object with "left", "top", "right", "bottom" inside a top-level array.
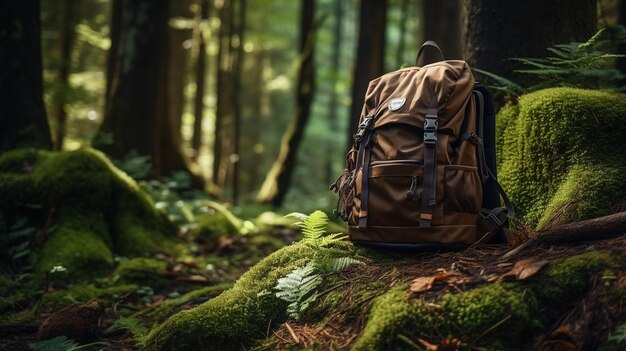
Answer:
[{"left": 285, "top": 322, "right": 300, "bottom": 344}]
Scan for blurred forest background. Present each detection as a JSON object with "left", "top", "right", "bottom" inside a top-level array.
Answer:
[{"left": 5, "top": 0, "right": 626, "bottom": 213}]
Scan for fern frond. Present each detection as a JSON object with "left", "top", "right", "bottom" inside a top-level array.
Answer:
[
  {"left": 300, "top": 210, "right": 328, "bottom": 242},
  {"left": 317, "top": 256, "right": 364, "bottom": 273},
  {"left": 274, "top": 261, "right": 322, "bottom": 319}
]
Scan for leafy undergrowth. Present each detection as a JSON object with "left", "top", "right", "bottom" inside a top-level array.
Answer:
[{"left": 0, "top": 202, "right": 310, "bottom": 351}]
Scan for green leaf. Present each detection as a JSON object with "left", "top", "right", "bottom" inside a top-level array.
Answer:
[{"left": 29, "top": 336, "right": 78, "bottom": 351}]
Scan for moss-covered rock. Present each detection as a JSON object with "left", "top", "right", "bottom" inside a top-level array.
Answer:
[
  {"left": 0, "top": 148, "right": 174, "bottom": 282},
  {"left": 113, "top": 258, "right": 168, "bottom": 287},
  {"left": 145, "top": 243, "right": 320, "bottom": 350},
  {"left": 497, "top": 88, "right": 626, "bottom": 228}
]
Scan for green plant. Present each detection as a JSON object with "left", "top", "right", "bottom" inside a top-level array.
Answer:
[
  {"left": 478, "top": 25, "right": 626, "bottom": 96},
  {"left": 106, "top": 317, "right": 150, "bottom": 347},
  {"left": 286, "top": 210, "right": 346, "bottom": 247},
  {"left": 610, "top": 323, "right": 626, "bottom": 343},
  {"left": 29, "top": 336, "right": 109, "bottom": 351},
  {"left": 274, "top": 211, "right": 362, "bottom": 319}
]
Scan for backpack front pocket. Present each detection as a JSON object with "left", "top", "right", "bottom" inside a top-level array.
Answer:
[
  {"left": 444, "top": 165, "right": 482, "bottom": 214},
  {"left": 366, "top": 161, "right": 424, "bottom": 226}
]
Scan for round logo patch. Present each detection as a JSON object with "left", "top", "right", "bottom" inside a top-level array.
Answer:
[{"left": 388, "top": 97, "right": 406, "bottom": 111}]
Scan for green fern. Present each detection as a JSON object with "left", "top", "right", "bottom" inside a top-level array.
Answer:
[
  {"left": 286, "top": 210, "right": 346, "bottom": 247},
  {"left": 318, "top": 256, "right": 364, "bottom": 273},
  {"left": 106, "top": 317, "right": 150, "bottom": 347},
  {"left": 275, "top": 261, "right": 322, "bottom": 319},
  {"left": 610, "top": 323, "right": 626, "bottom": 343},
  {"left": 29, "top": 336, "right": 109, "bottom": 351}
]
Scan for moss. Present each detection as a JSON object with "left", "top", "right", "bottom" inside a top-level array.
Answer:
[
  {"left": 534, "top": 251, "right": 618, "bottom": 305},
  {"left": 442, "top": 283, "right": 539, "bottom": 348},
  {"left": 40, "top": 283, "right": 138, "bottom": 312},
  {"left": 0, "top": 148, "right": 173, "bottom": 282},
  {"left": 497, "top": 88, "right": 626, "bottom": 227},
  {"left": 145, "top": 243, "right": 319, "bottom": 350},
  {"left": 352, "top": 284, "right": 440, "bottom": 351},
  {"left": 113, "top": 258, "right": 168, "bottom": 287}
]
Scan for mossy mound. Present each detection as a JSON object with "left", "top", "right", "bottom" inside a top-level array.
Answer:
[
  {"left": 144, "top": 243, "right": 320, "bottom": 350},
  {"left": 40, "top": 283, "right": 138, "bottom": 313},
  {"left": 497, "top": 88, "right": 626, "bottom": 228},
  {"left": 0, "top": 148, "right": 174, "bottom": 281},
  {"left": 148, "top": 236, "right": 625, "bottom": 351}
]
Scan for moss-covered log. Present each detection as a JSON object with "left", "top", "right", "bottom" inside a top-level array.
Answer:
[
  {"left": 0, "top": 148, "right": 174, "bottom": 281},
  {"left": 497, "top": 88, "right": 626, "bottom": 228}
]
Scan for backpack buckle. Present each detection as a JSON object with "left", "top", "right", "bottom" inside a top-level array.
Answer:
[
  {"left": 354, "top": 116, "right": 374, "bottom": 144},
  {"left": 424, "top": 115, "right": 438, "bottom": 144}
]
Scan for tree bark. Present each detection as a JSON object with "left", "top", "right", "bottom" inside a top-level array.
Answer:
[
  {"left": 96, "top": 0, "right": 191, "bottom": 178},
  {"left": 326, "top": 0, "right": 344, "bottom": 184},
  {"left": 54, "top": 0, "right": 78, "bottom": 150},
  {"left": 347, "top": 0, "right": 387, "bottom": 151},
  {"left": 463, "top": 0, "right": 597, "bottom": 87},
  {"left": 213, "top": 0, "right": 234, "bottom": 187},
  {"left": 192, "top": 0, "right": 211, "bottom": 157},
  {"left": 231, "top": 0, "right": 247, "bottom": 204},
  {"left": 105, "top": 0, "right": 122, "bottom": 108},
  {"left": 256, "top": 0, "right": 317, "bottom": 206},
  {"left": 422, "top": 0, "right": 461, "bottom": 60},
  {"left": 0, "top": 0, "right": 52, "bottom": 151},
  {"left": 619, "top": 0, "right": 626, "bottom": 86}
]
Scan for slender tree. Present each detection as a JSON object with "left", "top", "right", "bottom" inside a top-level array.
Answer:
[
  {"left": 231, "top": 0, "right": 247, "bottom": 203},
  {"left": 326, "top": 0, "right": 344, "bottom": 184},
  {"left": 257, "top": 0, "right": 318, "bottom": 206},
  {"left": 619, "top": 0, "right": 626, "bottom": 86},
  {"left": 96, "top": 0, "right": 190, "bottom": 177},
  {"left": 347, "top": 0, "right": 387, "bottom": 151},
  {"left": 213, "top": 0, "right": 234, "bottom": 187},
  {"left": 192, "top": 0, "right": 211, "bottom": 158},
  {"left": 53, "top": 0, "right": 78, "bottom": 150},
  {"left": 105, "top": 0, "right": 122, "bottom": 107},
  {"left": 463, "top": 0, "right": 597, "bottom": 87},
  {"left": 0, "top": 0, "right": 52, "bottom": 151}
]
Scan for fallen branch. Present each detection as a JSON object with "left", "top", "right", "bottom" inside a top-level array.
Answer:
[{"left": 501, "top": 211, "right": 626, "bottom": 260}]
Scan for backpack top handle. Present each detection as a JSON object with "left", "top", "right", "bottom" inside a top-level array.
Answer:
[{"left": 415, "top": 40, "right": 445, "bottom": 66}]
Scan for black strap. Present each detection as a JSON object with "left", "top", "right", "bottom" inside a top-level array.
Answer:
[
  {"left": 357, "top": 133, "right": 372, "bottom": 228},
  {"left": 420, "top": 106, "right": 438, "bottom": 228},
  {"left": 487, "top": 168, "right": 516, "bottom": 217},
  {"left": 415, "top": 40, "right": 445, "bottom": 66},
  {"left": 479, "top": 207, "right": 509, "bottom": 231},
  {"left": 473, "top": 90, "right": 489, "bottom": 183}
]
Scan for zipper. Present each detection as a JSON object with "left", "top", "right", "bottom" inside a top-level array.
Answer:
[
  {"left": 370, "top": 159, "right": 423, "bottom": 166},
  {"left": 406, "top": 176, "right": 418, "bottom": 200}
]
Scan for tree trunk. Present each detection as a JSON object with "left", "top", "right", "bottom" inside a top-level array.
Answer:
[
  {"left": 192, "top": 0, "right": 210, "bottom": 158},
  {"left": 54, "top": 0, "right": 78, "bottom": 150},
  {"left": 257, "top": 0, "right": 317, "bottom": 206},
  {"left": 213, "top": 0, "right": 234, "bottom": 187},
  {"left": 326, "top": 0, "right": 344, "bottom": 184},
  {"left": 396, "top": 0, "right": 409, "bottom": 68},
  {"left": 105, "top": 0, "right": 122, "bottom": 108},
  {"left": 0, "top": 0, "right": 52, "bottom": 151},
  {"left": 231, "top": 0, "right": 247, "bottom": 204},
  {"left": 463, "top": 0, "right": 597, "bottom": 87},
  {"left": 347, "top": 0, "right": 387, "bottom": 151},
  {"left": 619, "top": 0, "right": 626, "bottom": 86},
  {"left": 422, "top": 0, "right": 461, "bottom": 60},
  {"left": 96, "top": 0, "right": 191, "bottom": 178}
]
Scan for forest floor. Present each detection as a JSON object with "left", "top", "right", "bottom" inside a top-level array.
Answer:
[{"left": 2, "top": 222, "right": 625, "bottom": 351}]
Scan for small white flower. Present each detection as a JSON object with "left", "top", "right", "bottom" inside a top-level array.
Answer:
[{"left": 50, "top": 265, "right": 67, "bottom": 273}]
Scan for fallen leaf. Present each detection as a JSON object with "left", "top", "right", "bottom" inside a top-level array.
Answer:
[
  {"left": 410, "top": 276, "right": 437, "bottom": 293},
  {"left": 177, "top": 275, "right": 210, "bottom": 283},
  {"left": 500, "top": 259, "right": 549, "bottom": 281},
  {"left": 539, "top": 339, "right": 576, "bottom": 351}
]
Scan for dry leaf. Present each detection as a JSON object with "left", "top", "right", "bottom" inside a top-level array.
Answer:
[
  {"left": 410, "top": 276, "right": 437, "bottom": 293},
  {"left": 177, "top": 274, "right": 210, "bottom": 283},
  {"left": 417, "top": 337, "right": 462, "bottom": 351},
  {"left": 540, "top": 339, "right": 576, "bottom": 351},
  {"left": 500, "top": 259, "right": 548, "bottom": 281}
]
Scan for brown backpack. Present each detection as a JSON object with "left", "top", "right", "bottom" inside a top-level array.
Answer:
[{"left": 331, "top": 41, "right": 514, "bottom": 247}]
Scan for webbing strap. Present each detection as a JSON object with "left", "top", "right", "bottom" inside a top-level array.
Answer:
[
  {"left": 357, "top": 140, "right": 372, "bottom": 228},
  {"left": 420, "top": 107, "right": 438, "bottom": 228},
  {"left": 473, "top": 90, "right": 489, "bottom": 183},
  {"left": 487, "top": 167, "right": 516, "bottom": 217}
]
